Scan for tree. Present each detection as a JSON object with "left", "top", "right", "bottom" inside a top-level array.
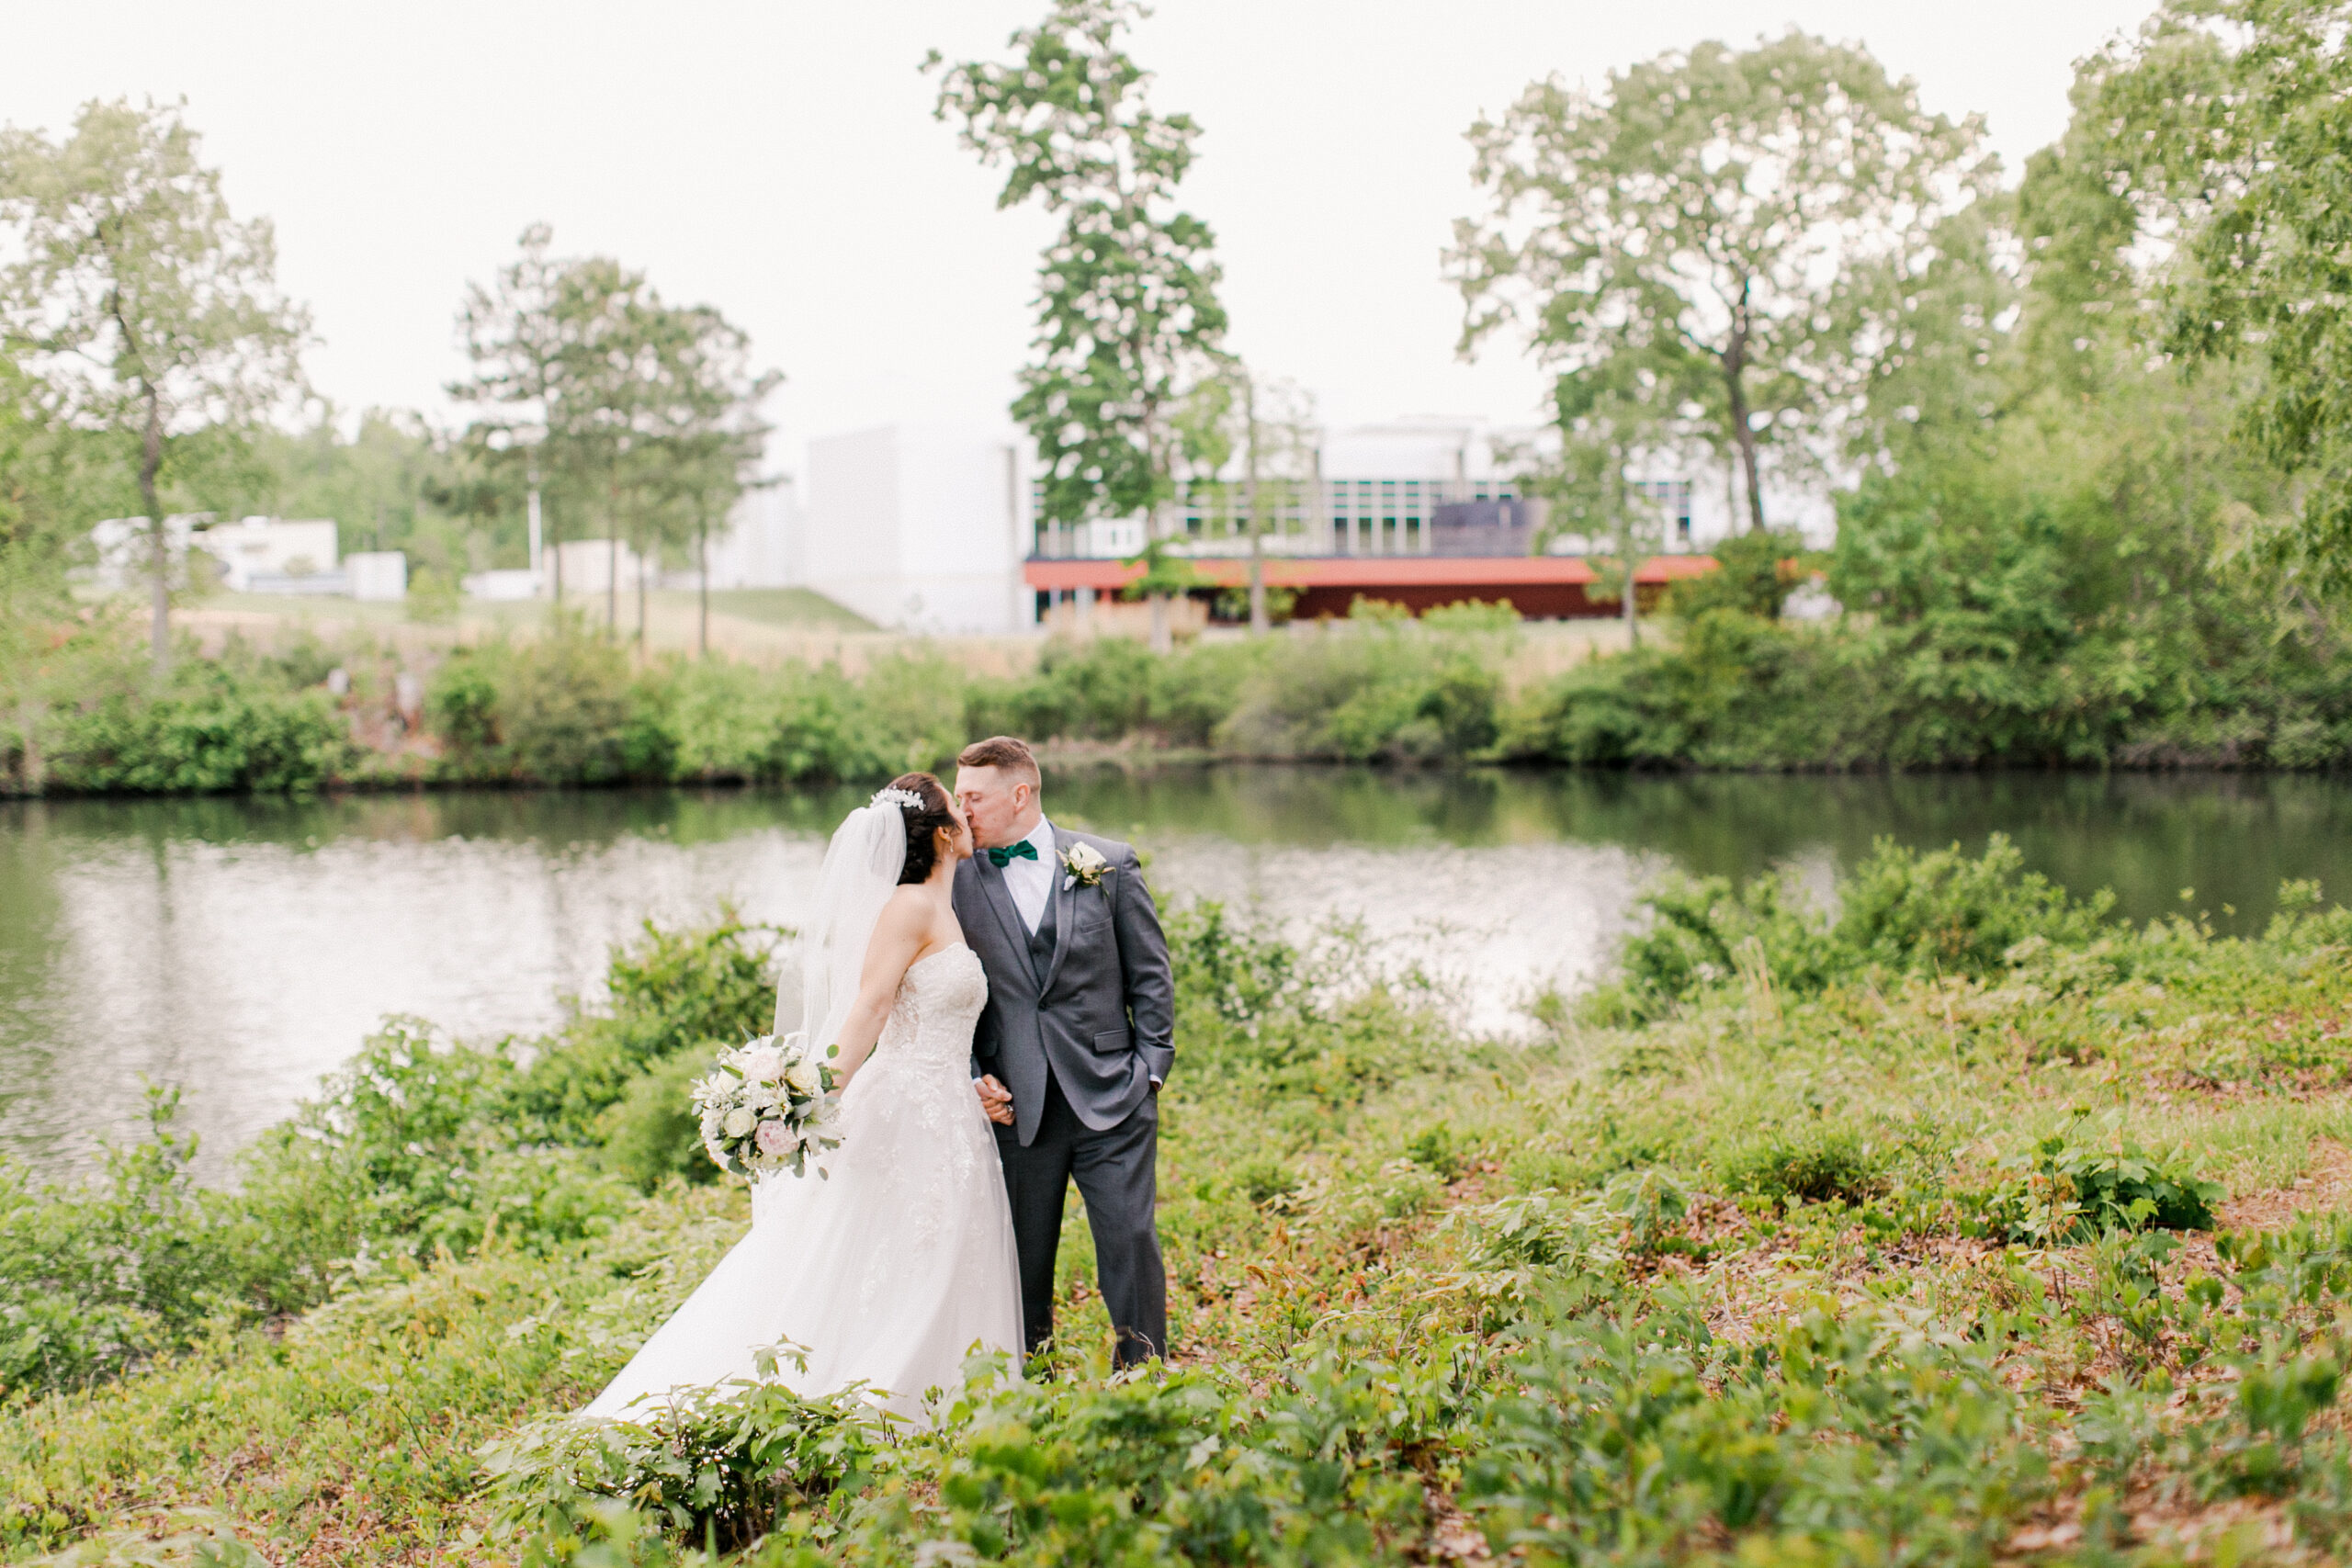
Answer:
[
  {"left": 631, "top": 300, "right": 777, "bottom": 656},
  {"left": 1452, "top": 33, "right": 1996, "bottom": 535},
  {"left": 930, "top": 0, "right": 1229, "bottom": 651},
  {"left": 1532, "top": 365, "right": 1679, "bottom": 648},
  {"left": 453, "top": 225, "right": 594, "bottom": 605},
  {"left": 0, "top": 98, "right": 309, "bottom": 670},
  {"left": 1171, "top": 366, "right": 1316, "bottom": 634},
  {"left": 2069, "top": 0, "right": 2352, "bottom": 593}
]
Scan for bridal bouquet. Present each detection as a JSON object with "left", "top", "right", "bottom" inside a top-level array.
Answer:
[{"left": 693, "top": 1034, "right": 842, "bottom": 1180}]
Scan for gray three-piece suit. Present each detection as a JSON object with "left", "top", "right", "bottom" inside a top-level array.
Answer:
[{"left": 955, "top": 825, "right": 1174, "bottom": 1366}]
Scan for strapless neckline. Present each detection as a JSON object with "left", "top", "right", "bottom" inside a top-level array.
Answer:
[{"left": 909, "top": 941, "right": 970, "bottom": 974}]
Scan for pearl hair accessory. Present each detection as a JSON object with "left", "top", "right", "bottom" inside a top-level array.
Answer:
[{"left": 870, "top": 786, "right": 926, "bottom": 811}]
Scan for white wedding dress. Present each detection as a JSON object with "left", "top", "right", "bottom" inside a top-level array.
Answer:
[{"left": 582, "top": 942, "right": 1023, "bottom": 1423}]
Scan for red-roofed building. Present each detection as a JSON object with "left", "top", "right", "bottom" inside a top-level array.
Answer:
[{"left": 1023, "top": 551, "right": 1717, "bottom": 621}]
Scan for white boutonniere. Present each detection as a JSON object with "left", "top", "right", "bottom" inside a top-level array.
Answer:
[{"left": 1061, "top": 840, "right": 1111, "bottom": 891}]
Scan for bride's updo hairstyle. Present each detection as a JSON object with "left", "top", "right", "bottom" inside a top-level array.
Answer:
[{"left": 883, "top": 772, "right": 957, "bottom": 885}]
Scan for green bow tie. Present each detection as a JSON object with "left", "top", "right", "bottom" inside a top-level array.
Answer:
[{"left": 987, "top": 840, "right": 1040, "bottom": 868}]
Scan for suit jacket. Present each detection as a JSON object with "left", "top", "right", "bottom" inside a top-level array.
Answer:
[{"left": 956, "top": 824, "right": 1175, "bottom": 1147}]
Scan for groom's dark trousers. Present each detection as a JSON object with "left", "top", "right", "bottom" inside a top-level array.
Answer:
[
  {"left": 957, "top": 827, "right": 1175, "bottom": 1371},
  {"left": 996, "top": 1076, "right": 1166, "bottom": 1364}
]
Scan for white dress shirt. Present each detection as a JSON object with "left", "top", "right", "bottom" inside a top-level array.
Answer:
[{"left": 1001, "top": 816, "right": 1057, "bottom": 934}]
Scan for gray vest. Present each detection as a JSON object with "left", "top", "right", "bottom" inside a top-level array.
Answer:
[{"left": 1025, "top": 876, "right": 1058, "bottom": 988}]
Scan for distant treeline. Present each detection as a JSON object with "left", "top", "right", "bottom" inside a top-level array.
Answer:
[{"left": 5, "top": 533, "right": 2346, "bottom": 797}]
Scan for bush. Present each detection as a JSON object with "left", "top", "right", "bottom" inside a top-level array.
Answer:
[
  {"left": 1974, "top": 1110, "right": 2223, "bottom": 1243},
  {"left": 597, "top": 1047, "right": 719, "bottom": 1191},
  {"left": 46, "top": 661, "right": 352, "bottom": 794},
  {"left": 0, "top": 1090, "right": 230, "bottom": 1396},
  {"left": 1717, "top": 1124, "right": 1894, "bottom": 1206},
  {"left": 1596, "top": 833, "right": 2118, "bottom": 1020},
  {"left": 498, "top": 631, "right": 640, "bottom": 784},
  {"left": 482, "top": 1351, "right": 887, "bottom": 1554}
]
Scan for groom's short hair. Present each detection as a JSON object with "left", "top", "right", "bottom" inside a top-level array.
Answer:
[{"left": 957, "top": 735, "right": 1040, "bottom": 784}]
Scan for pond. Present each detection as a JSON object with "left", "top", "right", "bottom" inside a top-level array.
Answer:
[{"left": 4, "top": 767, "right": 2346, "bottom": 1179}]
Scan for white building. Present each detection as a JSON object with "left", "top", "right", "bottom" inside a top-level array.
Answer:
[
  {"left": 87, "top": 515, "right": 351, "bottom": 594},
  {"left": 345, "top": 551, "right": 408, "bottom": 602},
  {"left": 802, "top": 424, "right": 1030, "bottom": 635},
  {"left": 198, "top": 516, "right": 341, "bottom": 592},
  {"left": 545, "top": 537, "right": 647, "bottom": 599},
  {"left": 689, "top": 478, "right": 801, "bottom": 590}
]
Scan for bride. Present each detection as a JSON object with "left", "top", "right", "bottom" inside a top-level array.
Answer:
[{"left": 582, "top": 773, "right": 1023, "bottom": 1423}]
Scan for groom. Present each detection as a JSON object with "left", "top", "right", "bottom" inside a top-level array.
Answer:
[{"left": 954, "top": 736, "right": 1173, "bottom": 1367}]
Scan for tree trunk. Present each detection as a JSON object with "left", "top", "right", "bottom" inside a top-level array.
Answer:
[
  {"left": 697, "top": 519, "right": 710, "bottom": 658},
  {"left": 1616, "top": 467, "right": 1640, "bottom": 651},
  {"left": 606, "top": 532, "right": 618, "bottom": 636},
  {"left": 1720, "top": 307, "right": 1767, "bottom": 536},
  {"left": 16, "top": 698, "right": 43, "bottom": 794},
  {"left": 1148, "top": 592, "right": 1170, "bottom": 654},
  {"left": 1246, "top": 380, "right": 1267, "bottom": 637},
  {"left": 635, "top": 533, "right": 648, "bottom": 654},
  {"left": 141, "top": 387, "right": 169, "bottom": 675}
]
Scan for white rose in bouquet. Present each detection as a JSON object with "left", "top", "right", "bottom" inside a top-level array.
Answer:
[{"left": 691, "top": 1033, "right": 843, "bottom": 1181}]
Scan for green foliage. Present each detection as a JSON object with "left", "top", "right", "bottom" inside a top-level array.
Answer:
[
  {"left": 0, "top": 1090, "right": 228, "bottom": 1395},
  {"left": 1662, "top": 527, "right": 1806, "bottom": 620},
  {"left": 482, "top": 1351, "right": 886, "bottom": 1555},
  {"left": 11, "top": 854, "right": 2352, "bottom": 1562},
  {"left": 1453, "top": 33, "right": 1997, "bottom": 534},
  {"left": 928, "top": 1, "right": 1229, "bottom": 538},
  {"left": 1717, "top": 1123, "right": 1894, "bottom": 1207},
  {"left": 1593, "top": 833, "right": 2116, "bottom": 1021},
  {"left": 496, "top": 629, "right": 644, "bottom": 785},
  {"left": 44, "top": 654, "right": 352, "bottom": 794},
  {"left": 1464, "top": 1307, "right": 2049, "bottom": 1564},
  {"left": 1975, "top": 1110, "right": 2224, "bottom": 1244},
  {"left": 597, "top": 1048, "right": 723, "bottom": 1192},
  {"left": 1218, "top": 604, "right": 1512, "bottom": 762},
  {"left": 0, "top": 98, "right": 310, "bottom": 667},
  {"left": 0, "top": 915, "right": 775, "bottom": 1400}
]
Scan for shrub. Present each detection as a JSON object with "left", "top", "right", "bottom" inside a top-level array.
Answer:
[
  {"left": 1597, "top": 834, "right": 2119, "bottom": 1020},
  {"left": 424, "top": 646, "right": 501, "bottom": 755},
  {"left": 1974, "top": 1111, "right": 2223, "bottom": 1243},
  {"left": 482, "top": 1350, "right": 887, "bottom": 1555},
  {"left": 47, "top": 663, "right": 352, "bottom": 794},
  {"left": 508, "top": 915, "right": 780, "bottom": 1142},
  {"left": 597, "top": 1047, "right": 719, "bottom": 1191},
  {"left": 0, "top": 1090, "right": 230, "bottom": 1396},
  {"left": 499, "top": 631, "right": 639, "bottom": 784},
  {"left": 1837, "top": 833, "right": 2114, "bottom": 976},
  {"left": 1718, "top": 1124, "right": 1894, "bottom": 1206}
]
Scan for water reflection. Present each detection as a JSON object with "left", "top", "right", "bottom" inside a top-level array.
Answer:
[{"left": 3, "top": 768, "right": 2346, "bottom": 1179}]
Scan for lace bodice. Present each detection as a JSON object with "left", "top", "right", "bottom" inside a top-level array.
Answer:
[{"left": 868, "top": 942, "right": 989, "bottom": 1074}]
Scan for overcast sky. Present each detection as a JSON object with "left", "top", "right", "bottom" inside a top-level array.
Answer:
[{"left": 1, "top": 1, "right": 2159, "bottom": 476}]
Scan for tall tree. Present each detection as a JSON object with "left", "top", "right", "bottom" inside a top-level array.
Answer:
[
  {"left": 0, "top": 98, "right": 309, "bottom": 670},
  {"left": 2071, "top": 0, "right": 2352, "bottom": 592},
  {"left": 453, "top": 224, "right": 589, "bottom": 604},
  {"left": 632, "top": 300, "right": 776, "bottom": 657},
  {"left": 1171, "top": 366, "right": 1316, "bottom": 634},
  {"left": 929, "top": 0, "right": 1228, "bottom": 651},
  {"left": 1532, "top": 364, "right": 1679, "bottom": 647},
  {"left": 1452, "top": 33, "right": 1995, "bottom": 535}
]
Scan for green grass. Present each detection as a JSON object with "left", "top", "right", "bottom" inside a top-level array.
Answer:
[
  {"left": 694, "top": 590, "right": 875, "bottom": 633},
  {"left": 8, "top": 852, "right": 2352, "bottom": 1564}
]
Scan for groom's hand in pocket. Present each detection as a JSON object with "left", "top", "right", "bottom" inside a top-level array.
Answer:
[{"left": 976, "top": 1074, "right": 1014, "bottom": 1126}]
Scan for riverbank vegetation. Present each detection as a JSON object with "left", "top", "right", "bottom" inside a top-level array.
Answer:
[{"left": 4, "top": 840, "right": 2352, "bottom": 1562}]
